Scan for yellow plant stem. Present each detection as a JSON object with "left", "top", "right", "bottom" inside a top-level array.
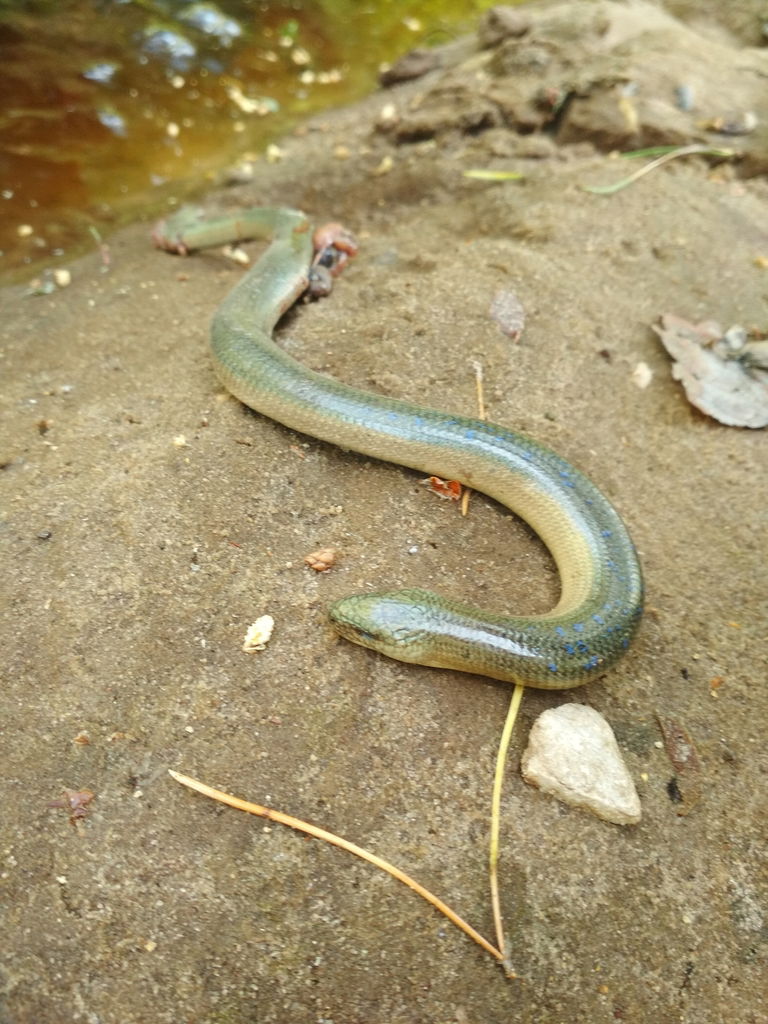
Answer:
[{"left": 489, "top": 683, "right": 525, "bottom": 977}]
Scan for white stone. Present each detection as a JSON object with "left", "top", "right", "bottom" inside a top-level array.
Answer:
[{"left": 521, "top": 704, "right": 641, "bottom": 825}]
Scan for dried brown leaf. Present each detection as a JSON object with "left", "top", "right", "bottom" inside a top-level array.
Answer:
[{"left": 653, "top": 314, "right": 768, "bottom": 428}]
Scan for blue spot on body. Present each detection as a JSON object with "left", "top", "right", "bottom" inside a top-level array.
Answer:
[
  {"left": 573, "top": 622, "right": 585, "bottom": 633},
  {"left": 464, "top": 428, "right": 476, "bottom": 440},
  {"left": 564, "top": 643, "right": 575, "bottom": 655},
  {"left": 592, "top": 614, "right": 605, "bottom": 625},
  {"left": 584, "top": 655, "right": 600, "bottom": 670},
  {"left": 601, "top": 529, "right": 612, "bottom": 538},
  {"left": 548, "top": 662, "right": 558, "bottom": 672},
  {"left": 555, "top": 626, "right": 566, "bottom": 637}
]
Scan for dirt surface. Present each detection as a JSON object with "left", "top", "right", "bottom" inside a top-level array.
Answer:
[{"left": 2, "top": 3, "right": 767, "bottom": 1022}]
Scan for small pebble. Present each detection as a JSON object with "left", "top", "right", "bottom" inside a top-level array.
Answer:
[
  {"left": 721, "top": 325, "right": 747, "bottom": 352},
  {"left": 674, "top": 84, "right": 695, "bottom": 112},
  {"left": 489, "top": 288, "right": 525, "bottom": 340},
  {"left": 521, "top": 704, "right": 641, "bottom": 825},
  {"left": 378, "top": 103, "right": 399, "bottom": 128},
  {"left": 290, "top": 46, "right": 310, "bottom": 67},
  {"left": 304, "top": 547, "right": 338, "bottom": 571},
  {"left": 223, "top": 160, "right": 257, "bottom": 185},
  {"left": 371, "top": 155, "right": 393, "bottom": 176},
  {"left": 222, "top": 245, "right": 250, "bottom": 266},
  {"left": 242, "top": 615, "right": 275, "bottom": 652},
  {"left": 631, "top": 361, "right": 653, "bottom": 389}
]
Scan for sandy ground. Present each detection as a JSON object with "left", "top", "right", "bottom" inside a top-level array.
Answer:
[{"left": 1, "top": 2, "right": 766, "bottom": 1022}]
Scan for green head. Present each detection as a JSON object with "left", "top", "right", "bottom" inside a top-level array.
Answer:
[{"left": 328, "top": 589, "right": 439, "bottom": 664}]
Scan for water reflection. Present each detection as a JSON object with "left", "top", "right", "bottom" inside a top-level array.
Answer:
[{"left": 0, "top": 0, "right": 495, "bottom": 282}]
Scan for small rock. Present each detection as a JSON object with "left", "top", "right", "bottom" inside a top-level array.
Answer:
[
  {"left": 521, "top": 704, "right": 641, "bottom": 825},
  {"left": 379, "top": 47, "right": 441, "bottom": 87},
  {"left": 489, "top": 288, "right": 525, "bottom": 340},
  {"left": 631, "top": 361, "right": 653, "bottom": 389},
  {"left": 242, "top": 614, "right": 275, "bottom": 652},
  {"left": 222, "top": 159, "right": 257, "bottom": 185},
  {"left": 304, "top": 547, "right": 338, "bottom": 572},
  {"left": 377, "top": 102, "right": 399, "bottom": 129},
  {"left": 478, "top": 6, "right": 531, "bottom": 47}
]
